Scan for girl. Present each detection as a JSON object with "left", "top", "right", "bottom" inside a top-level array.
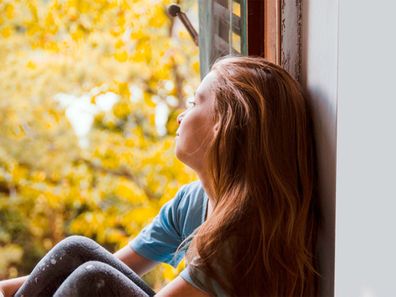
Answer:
[{"left": 0, "top": 56, "right": 319, "bottom": 297}]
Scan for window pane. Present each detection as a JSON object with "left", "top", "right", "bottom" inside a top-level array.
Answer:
[{"left": 198, "top": 0, "right": 247, "bottom": 78}]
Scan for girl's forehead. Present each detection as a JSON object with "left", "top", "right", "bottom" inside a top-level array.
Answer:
[{"left": 197, "top": 71, "right": 217, "bottom": 97}]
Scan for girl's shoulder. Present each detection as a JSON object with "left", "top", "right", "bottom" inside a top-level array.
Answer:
[
  {"left": 174, "top": 181, "right": 208, "bottom": 237},
  {"left": 176, "top": 181, "right": 207, "bottom": 211}
]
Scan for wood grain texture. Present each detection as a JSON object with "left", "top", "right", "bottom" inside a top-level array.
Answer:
[{"left": 280, "top": 0, "right": 302, "bottom": 82}]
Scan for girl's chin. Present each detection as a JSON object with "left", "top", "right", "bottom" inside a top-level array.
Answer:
[{"left": 175, "top": 149, "right": 191, "bottom": 167}]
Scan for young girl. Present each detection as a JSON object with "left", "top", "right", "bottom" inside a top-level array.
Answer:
[{"left": 0, "top": 56, "right": 319, "bottom": 297}]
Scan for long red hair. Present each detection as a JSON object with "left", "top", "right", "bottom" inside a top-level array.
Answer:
[{"left": 183, "top": 56, "right": 319, "bottom": 297}]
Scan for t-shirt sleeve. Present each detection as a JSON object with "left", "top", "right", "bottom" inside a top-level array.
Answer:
[
  {"left": 180, "top": 261, "right": 228, "bottom": 297},
  {"left": 180, "top": 265, "right": 211, "bottom": 293},
  {"left": 129, "top": 186, "right": 187, "bottom": 268}
]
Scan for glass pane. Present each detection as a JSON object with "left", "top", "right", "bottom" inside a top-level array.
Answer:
[{"left": 198, "top": 0, "right": 247, "bottom": 79}]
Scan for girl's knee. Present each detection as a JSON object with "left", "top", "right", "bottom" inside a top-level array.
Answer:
[
  {"left": 53, "top": 261, "right": 111, "bottom": 296},
  {"left": 53, "top": 235, "right": 98, "bottom": 254},
  {"left": 72, "top": 261, "right": 114, "bottom": 282},
  {"left": 80, "top": 261, "right": 111, "bottom": 273}
]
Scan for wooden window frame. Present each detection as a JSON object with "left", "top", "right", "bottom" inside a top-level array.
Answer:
[
  {"left": 247, "top": 0, "right": 280, "bottom": 63},
  {"left": 247, "top": 0, "right": 301, "bottom": 82},
  {"left": 197, "top": 0, "right": 301, "bottom": 81}
]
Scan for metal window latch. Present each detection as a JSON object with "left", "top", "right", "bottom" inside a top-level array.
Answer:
[{"left": 167, "top": 4, "right": 199, "bottom": 46}]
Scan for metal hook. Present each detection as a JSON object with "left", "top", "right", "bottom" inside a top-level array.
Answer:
[{"left": 167, "top": 4, "right": 199, "bottom": 46}]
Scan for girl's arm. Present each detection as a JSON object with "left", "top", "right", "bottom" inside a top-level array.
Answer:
[
  {"left": 115, "top": 246, "right": 212, "bottom": 296},
  {"left": 113, "top": 244, "right": 159, "bottom": 276},
  {"left": 0, "top": 275, "right": 29, "bottom": 297},
  {"left": 155, "top": 276, "right": 212, "bottom": 297}
]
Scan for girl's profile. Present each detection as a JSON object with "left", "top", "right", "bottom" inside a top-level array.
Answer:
[{"left": 0, "top": 55, "right": 319, "bottom": 297}]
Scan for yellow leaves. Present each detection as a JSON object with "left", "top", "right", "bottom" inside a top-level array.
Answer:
[
  {"left": 114, "top": 181, "right": 135, "bottom": 199},
  {"left": 70, "top": 207, "right": 132, "bottom": 244},
  {"left": 114, "top": 40, "right": 128, "bottom": 62},
  {"left": 8, "top": 124, "right": 26, "bottom": 140},
  {"left": 10, "top": 164, "right": 29, "bottom": 182},
  {"left": 105, "top": 228, "right": 126, "bottom": 244},
  {"left": 110, "top": 26, "right": 123, "bottom": 37},
  {"left": 26, "top": 25, "right": 39, "bottom": 37},
  {"left": 31, "top": 170, "right": 46, "bottom": 182},
  {"left": 130, "top": 29, "right": 146, "bottom": 40},
  {"left": 70, "top": 25, "right": 85, "bottom": 41},
  {"left": 96, "top": 149, "right": 120, "bottom": 170},
  {"left": 192, "top": 60, "right": 200, "bottom": 74},
  {"left": 43, "top": 238, "right": 53, "bottom": 250},
  {"left": 0, "top": 25, "right": 12, "bottom": 38},
  {"left": 114, "top": 178, "right": 146, "bottom": 205},
  {"left": 152, "top": 66, "right": 171, "bottom": 81},
  {"left": 43, "top": 12, "right": 59, "bottom": 35},
  {"left": 162, "top": 264, "right": 179, "bottom": 282},
  {"left": 162, "top": 257, "right": 186, "bottom": 282},
  {"left": 26, "top": 60, "right": 37, "bottom": 70},
  {"left": 128, "top": 206, "right": 158, "bottom": 226},
  {"left": 146, "top": 4, "right": 170, "bottom": 29},
  {"left": 66, "top": 6, "right": 79, "bottom": 22},
  {"left": 140, "top": 93, "right": 154, "bottom": 109},
  {"left": 0, "top": 0, "right": 200, "bottom": 285},
  {"left": 112, "top": 101, "right": 130, "bottom": 119},
  {"left": 115, "top": 39, "right": 125, "bottom": 49},
  {"left": 114, "top": 50, "right": 128, "bottom": 62},
  {"left": 4, "top": 3, "right": 15, "bottom": 20},
  {"left": 0, "top": 244, "right": 23, "bottom": 273},
  {"left": 166, "top": 108, "right": 182, "bottom": 135},
  {"left": 27, "top": 0, "right": 39, "bottom": 23},
  {"left": 44, "top": 190, "right": 62, "bottom": 209},
  {"left": 70, "top": 212, "right": 105, "bottom": 236},
  {"left": 131, "top": 42, "right": 151, "bottom": 63},
  {"left": 75, "top": 0, "right": 91, "bottom": 14},
  {"left": 116, "top": 10, "right": 126, "bottom": 28},
  {"left": 116, "top": 81, "right": 130, "bottom": 98}
]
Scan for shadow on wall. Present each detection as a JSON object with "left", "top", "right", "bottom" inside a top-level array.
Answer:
[
  {"left": 301, "top": 0, "right": 338, "bottom": 296},
  {"left": 307, "top": 87, "right": 336, "bottom": 297}
]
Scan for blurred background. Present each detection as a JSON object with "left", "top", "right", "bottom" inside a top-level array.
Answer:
[{"left": 0, "top": 0, "right": 199, "bottom": 290}]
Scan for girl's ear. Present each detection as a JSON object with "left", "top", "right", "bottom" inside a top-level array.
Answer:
[{"left": 213, "top": 121, "right": 220, "bottom": 133}]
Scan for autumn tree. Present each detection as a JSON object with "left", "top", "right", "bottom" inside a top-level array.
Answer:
[{"left": 0, "top": 0, "right": 199, "bottom": 289}]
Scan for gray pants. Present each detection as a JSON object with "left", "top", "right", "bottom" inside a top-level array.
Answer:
[{"left": 14, "top": 236, "right": 156, "bottom": 297}]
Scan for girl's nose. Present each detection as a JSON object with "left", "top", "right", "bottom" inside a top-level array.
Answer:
[{"left": 177, "top": 113, "right": 184, "bottom": 125}]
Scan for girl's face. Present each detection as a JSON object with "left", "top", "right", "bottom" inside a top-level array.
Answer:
[{"left": 175, "top": 71, "right": 218, "bottom": 173}]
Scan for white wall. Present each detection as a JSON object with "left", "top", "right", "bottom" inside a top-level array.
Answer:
[
  {"left": 302, "top": 0, "right": 396, "bottom": 296},
  {"left": 301, "top": 1, "right": 338, "bottom": 296},
  {"left": 335, "top": 1, "right": 396, "bottom": 296}
]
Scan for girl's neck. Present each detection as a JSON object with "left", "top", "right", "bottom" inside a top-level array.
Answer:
[{"left": 197, "top": 171, "right": 214, "bottom": 220}]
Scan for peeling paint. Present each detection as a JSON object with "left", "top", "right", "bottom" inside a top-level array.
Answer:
[{"left": 280, "top": 0, "right": 302, "bottom": 82}]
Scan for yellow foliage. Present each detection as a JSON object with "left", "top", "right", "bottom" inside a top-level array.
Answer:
[
  {"left": 1, "top": 25, "right": 12, "bottom": 38},
  {"left": 26, "top": 60, "right": 37, "bottom": 69},
  {"left": 5, "top": 3, "right": 14, "bottom": 20},
  {"left": 0, "top": 0, "right": 200, "bottom": 289},
  {"left": 112, "top": 101, "right": 131, "bottom": 118},
  {"left": 0, "top": 245, "right": 23, "bottom": 275}
]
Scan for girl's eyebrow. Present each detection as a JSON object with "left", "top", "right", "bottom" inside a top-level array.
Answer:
[{"left": 194, "top": 91, "right": 203, "bottom": 101}]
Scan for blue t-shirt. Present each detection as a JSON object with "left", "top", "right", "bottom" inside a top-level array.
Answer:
[{"left": 129, "top": 181, "right": 226, "bottom": 296}]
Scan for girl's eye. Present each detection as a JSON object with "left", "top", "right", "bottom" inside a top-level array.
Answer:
[{"left": 186, "top": 100, "right": 196, "bottom": 108}]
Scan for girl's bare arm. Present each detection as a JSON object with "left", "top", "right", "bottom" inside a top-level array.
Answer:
[
  {"left": 113, "top": 244, "right": 159, "bottom": 276},
  {"left": 0, "top": 276, "right": 29, "bottom": 297}
]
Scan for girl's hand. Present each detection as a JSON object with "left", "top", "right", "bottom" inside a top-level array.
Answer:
[{"left": 0, "top": 276, "right": 29, "bottom": 297}]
